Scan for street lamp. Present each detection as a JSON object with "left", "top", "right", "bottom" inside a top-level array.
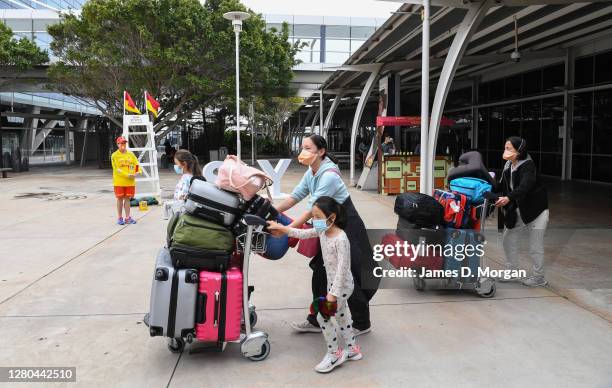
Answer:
[{"left": 223, "top": 11, "right": 250, "bottom": 161}]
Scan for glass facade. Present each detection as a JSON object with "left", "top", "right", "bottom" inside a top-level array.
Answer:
[
  {"left": 0, "top": 0, "right": 84, "bottom": 10},
  {"left": 447, "top": 50, "right": 612, "bottom": 183},
  {"left": 2, "top": 17, "right": 56, "bottom": 55},
  {"left": 0, "top": 92, "right": 100, "bottom": 114},
  {"left": 264, "top": 15, "right": 381, "bottom": 65}
]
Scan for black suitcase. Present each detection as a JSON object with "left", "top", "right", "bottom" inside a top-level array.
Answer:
[
  {"left": 396, "top": 217, "right": 446, "bottom": 246},
  {"left": 169, "top": 244, "right": 232, "bottom": 272},
  {"left": 394, "top": 192, "right": 444, "bottom": 227}
]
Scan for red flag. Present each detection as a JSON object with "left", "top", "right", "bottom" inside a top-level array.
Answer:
[
  {"left": 145, "top": 92, "right": 160, "bottom": 118},
  {"left": 124, "top": 91, "right": 141, "bottom": 114}
]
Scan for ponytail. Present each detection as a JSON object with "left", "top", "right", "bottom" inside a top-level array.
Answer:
[
  {"left": 308, "top": 134, "right": 339, "bottom": 164},
  {"left": 174, "top": 149, "right": 202, "bottom": 176}
]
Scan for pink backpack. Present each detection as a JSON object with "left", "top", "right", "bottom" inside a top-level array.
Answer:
[{"left": 215, "top": 155, "right": 272, "bottom": 200}]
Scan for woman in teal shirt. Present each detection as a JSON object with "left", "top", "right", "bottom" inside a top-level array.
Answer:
[{"left": 275, "top": 134, "right": 379, "bottom": 336}]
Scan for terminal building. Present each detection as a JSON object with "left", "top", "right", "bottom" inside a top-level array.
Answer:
[
  {"left": 1, "top": 4, "right": 385, "bottom": 166},
  {"left": 2, "top": 0, "right": 612, "bottom": 187},
  {"left": 293, "top": 1, "right": 612, "bottom": 185}
]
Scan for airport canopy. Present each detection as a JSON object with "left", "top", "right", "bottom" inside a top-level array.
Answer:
[{"left": 295, "top": 0, "right": 612, "bottom": 188}]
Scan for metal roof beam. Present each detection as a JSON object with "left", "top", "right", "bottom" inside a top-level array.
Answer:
[
  {"left": 380, "top": 0, "right": 612, "bottom": 8},
  {"left": 510, "top": 6, "right": 612, "bottom": 51},
  {"left": 374, "top": 7, "right": 455, "bottom": 62},
  {"left": 465, "top": 3, "right": 590, "bottom": 55},
  {"left": 0, "top": 111, "right": 93, "bottom": 120}
]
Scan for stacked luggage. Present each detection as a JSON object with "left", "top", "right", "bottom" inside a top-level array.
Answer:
[
  {"left": 145, "top": 156, "right": 279, "bottom": 360},
  {"left": 385, "top": 151, "right": 497, "bottom": 298}
]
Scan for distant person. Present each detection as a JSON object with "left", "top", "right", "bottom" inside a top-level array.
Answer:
[
  {"left": 163, "top": 149, "right": 202, "bottom": 219},
  {"left": 164, "top": 140, "right": 172, "bottom": 157},
  {"left": 111, "top": 136, "right": 140, "bottom": 225},
  {"left": 267, "top": 196, "right": 363, "bottom": 373},
  {"left": 495, "top": 136, "right": 549, "bottom": 287},
  {"left": 414, "top": 137, "right": 421, "bottom": 155},
  {"left": 357, "top": 137, "right": 369, "bottom": 164},
  {"left": 381, "top": 136, "right": 395, "bottom": 155}
]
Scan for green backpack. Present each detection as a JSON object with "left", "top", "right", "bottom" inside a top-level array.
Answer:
[{"left": 167, "top": 213, "right": 234, "bottom": 252}]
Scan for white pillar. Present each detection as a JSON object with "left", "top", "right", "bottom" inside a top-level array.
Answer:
[
  {"left": 426, "top": 0, "right": 492, "bottom": 194},
  {"left": 323, "top": 92, "right": 344, "bottom": 140},
  {"left": 319, "top": 89, "right": 324, "bottom": 135},
  {"left": 310, "top": 109, "right": 320, "bottom": 134},
  {"left": 350, "top": 65, "right": 382, "bottom": 186},
  {"left": 420, "top": 0, "right": 430, "bottom": 194},
  {"left": 64, "top": 117, "right": 70, "bottom": 165}
]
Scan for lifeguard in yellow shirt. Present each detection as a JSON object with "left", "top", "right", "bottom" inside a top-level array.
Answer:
[{"left": 111, "top": 136, "right": 140, "bottom": 225}]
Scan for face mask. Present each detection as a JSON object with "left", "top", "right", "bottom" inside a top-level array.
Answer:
[
  {"left": 298, "top": 149, "right": 317, "bottom": 166},
  {"left": 502, "top": 150, "right": 517, "bottom": 161},
  {"left": 174, "top": 165, "right": 183, "bottom": 174},
  {"left": 312, "top": 218, "right": 329, "bottom": 233}
]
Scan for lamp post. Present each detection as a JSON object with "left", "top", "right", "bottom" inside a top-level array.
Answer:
[{"left": 223, "top": 11, "right": 250, "bottom": 161}]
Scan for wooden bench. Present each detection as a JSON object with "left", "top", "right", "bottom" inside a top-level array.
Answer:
[{"left": 0, "top": 168, "right": 13, "bottom": 178}]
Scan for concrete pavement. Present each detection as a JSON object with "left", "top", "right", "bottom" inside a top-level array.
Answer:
[{"left": 0, "top": 163, "right": 611, "bottom": 387}]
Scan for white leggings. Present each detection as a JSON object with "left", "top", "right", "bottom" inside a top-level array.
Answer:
[
  {"left": 503, "top": 209, "right": 549, "bottom": 278},
  {"left": 316, "top": 298, "right": 356, "bottom": 354}
]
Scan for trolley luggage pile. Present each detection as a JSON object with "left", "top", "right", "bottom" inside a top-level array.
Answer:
[
  {"left": 386, "top": 151, "right": 497, "bottom": 298},
  {"left": 144, "top": 156, "right": 280, "bottom": 360}
]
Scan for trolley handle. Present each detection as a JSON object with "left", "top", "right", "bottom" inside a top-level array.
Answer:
[{"left": 243, "top": 214, "right": 267, "bottom": 227}]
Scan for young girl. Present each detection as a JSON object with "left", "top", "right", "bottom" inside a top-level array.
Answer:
[
  {"left": 163, "top": 149, "right": 202, "bottom": 219},
  {"left": 267, "top": 196, "right": 362, "bottom": 373}
]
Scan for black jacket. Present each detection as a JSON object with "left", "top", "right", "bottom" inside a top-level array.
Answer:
[{"left": 497, "top": 158, "right": 548, "bottom": 229}]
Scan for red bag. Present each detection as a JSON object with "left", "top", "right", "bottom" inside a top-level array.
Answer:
[
  {"left": 433, "top": 189, "right": 469, "bottom": 229},
  {"left": 296, "top": 224, "right": 319, "bottom": 258},
  {"left": 380, "top": 233, "right": 443, "bottom": 270}
]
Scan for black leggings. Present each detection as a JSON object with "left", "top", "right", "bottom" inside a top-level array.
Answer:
[{"left": 306, "top": 197, "right": 380, "bottom": 329}]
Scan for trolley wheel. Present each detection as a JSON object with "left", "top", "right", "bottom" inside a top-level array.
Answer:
[
  {"left": 167, "top": 338, "right": 185, "bottom": 353},
  {"left": 478, "top": 283, "right": 497, "bottom": 298},
  {"left": 248, "top": 339, "right": 271, "bottom": 361},
  {"left": 249, "top": 310, "right": 258, "bottom": 329},
  {"left": 185, "top": 332, "right": 195, "bottom": 344},
  {"left": 413, "top": 277, "right": 426, "bottom": 291}
]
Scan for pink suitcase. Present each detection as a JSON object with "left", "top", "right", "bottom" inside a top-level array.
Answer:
[{"left": 195, "top": 268, "right": 243, "bottom": 342}]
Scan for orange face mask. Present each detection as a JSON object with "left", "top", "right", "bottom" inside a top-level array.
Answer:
[
  {"left": 298, "top": 149, "right": 317, "bottom": 166},
  {"left": 502, "top": 150, "right": 516, "bottom": 160}
]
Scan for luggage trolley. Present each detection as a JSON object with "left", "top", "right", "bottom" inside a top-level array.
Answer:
[
  {"left": 164, "top": 215, "right": 271, "bottom": 361},
  {"left": 411, "top": 199, "right": 496, "bottom": 298}
]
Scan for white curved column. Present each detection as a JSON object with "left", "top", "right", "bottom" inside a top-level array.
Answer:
[
  {"left": 323, "top": 92, "right": 344, "bottom": 140},
  {"left": 350, "top": 64, "right": 382, "bottom": 186},
  {"left": 426, "top": 0, "right": 493, "bottom": 193}
]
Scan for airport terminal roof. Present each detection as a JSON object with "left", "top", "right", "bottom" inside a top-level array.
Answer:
[{"left": 302, "top": 0, "right": 612, "bottom": 103}]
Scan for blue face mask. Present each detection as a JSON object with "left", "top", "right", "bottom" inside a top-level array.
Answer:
[
  {"left": 174, "top": 165, "right": 183, "bottom": 174},
  {"left": 312, "top": 217, "right": 331, "bottom": 233}
]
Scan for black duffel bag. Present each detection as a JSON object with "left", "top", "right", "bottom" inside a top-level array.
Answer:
[
  {"left": 394, "top": 192, "right": 444, "bottom": 227},
  {"left": 396, "top": 217, "right": 446, "bottom": 245}
]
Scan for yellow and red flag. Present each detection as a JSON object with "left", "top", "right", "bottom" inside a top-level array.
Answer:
[
  {"left": 145, "top": 92, "right": 161, "bottom": 118},
  {"left": 124, "top": 91, "right": 141, "bottom": 115}
]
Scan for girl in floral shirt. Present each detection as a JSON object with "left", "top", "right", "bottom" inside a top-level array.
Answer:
[{"left": 267, "top": 196, "right": 362, "bottom": 373}]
